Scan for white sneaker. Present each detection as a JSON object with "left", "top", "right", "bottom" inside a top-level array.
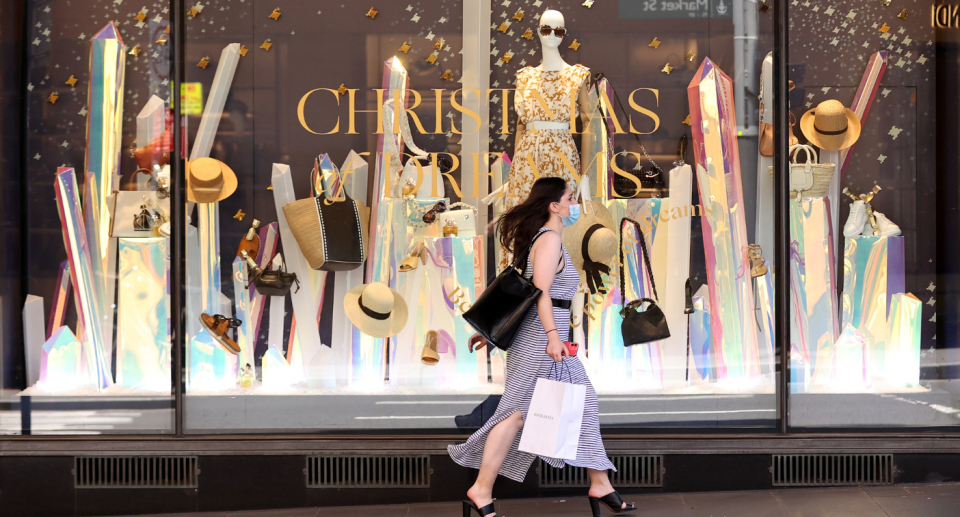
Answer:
[
  {"left": 843, "top": 200, "right": 867, "bottom": 238},
  {"left": 871, "top": 211, "right": 901, "bottom": 237}
]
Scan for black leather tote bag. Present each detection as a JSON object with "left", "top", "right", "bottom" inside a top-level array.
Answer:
[
  {"left": 462, "top": 231, "right": 549, "bottom": 351},
  {"left": 619, "top": 218, "right": 670, "bottom": 346}
]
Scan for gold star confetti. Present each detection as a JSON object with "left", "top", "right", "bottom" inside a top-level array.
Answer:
[
  {"left": 269, "top": 8, "right": 281, "bottom": 20},
  {"left": 441, "top": 69, "right": 453, "bottom": 81},
  {"left": 426, "top": 53, "right": 438, "bottom": 64},
  {"left": 434, "top": 38, "right": 445, "bottom": 50},
  {"left": 497, "top": 22, "right": 509, "bottom": 33},
  {"left": 48, "top": 92, "right": 59, "bottom": 104},
  {"left": 649, "top": 37, "right": 661, "bottom": 49},
  {"left": 164, "top": 26, "right": 171, "bottom": 34},
  {"left": 898, "top": 8, "right": 908, "bottom": 19},
  {"left": 880, "top": 0, "right": 890, "bottom": 6},
  {"left": 682, "top": 114, "right": 691, "bottom": 126},
  {"left": 234, "top": 209, "right": 246, "bottom": 221},
  {"left": 129, "top": 44, "right": 142, "bottom": 57},
  {"left": 239, "top": 45, "right": 249, "bottom": 56},
  {"left": 399, "top": 41, "right": 411, "bottom": 53},
  {"left": 878, "top": 23, "right": 890, "bottom": 33},
  {"left": 759, "top": 2, "right": 770, "bottom": 13},
  {"left": 197, "top": 57, "right": 210, "bottom": 69},
  {"left": 135, "top": 10, "right": 147, "bottom": 22},
  {"left": 188, "top": 6, "right": 200, "bottom": 17},
  {"left": 522, "top": 29, "right": 534, "bottom": 40},
  {"left": 267, "top": 185, "right": 273, "bottom": 191},
  {"left": 568, "top": 39, "right": 581, "bottom": 50},
  {"left": 662, "top": 63, "right": 674, "bottom": 74},
  {"left": 337, "top": 84, "right": 347, "bottom": 95},
  {"left": 260, "top": 39, "right": 272, "bottom": 51},
  {"left": 513, "top": 9, "right": 524, "bottom": 21},
  {"left": 156, "top": 34, "right": 167, "bottom": 45},
  {"left": 502, "top": 51, "right": 513, "bottom": 63},
  {"left": 684, "top": 51, "right": 696, "bottom": 62},
  {"left": 366, "top": 7, "right": 378, "bottom": 19},
  {"left": 583, "top": 0, "right": 595, "bottom": 7},
  {"left": 65, "top": 75, "right": 78, "bottom": 87}
]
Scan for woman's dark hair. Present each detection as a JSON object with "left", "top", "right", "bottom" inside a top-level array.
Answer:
[{"left": 496, "top": 177, "right": 568, "bottom": 258}]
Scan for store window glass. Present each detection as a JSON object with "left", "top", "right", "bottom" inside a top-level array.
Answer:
[
  {"left": 177, "top": 0, "right": 779, "bottom": 433},
  {"left": 786, "top": 1, "right": 960, "bottom": 427},
  {"left": 1, "top": 1, "right": 175, "bottom": 434}
]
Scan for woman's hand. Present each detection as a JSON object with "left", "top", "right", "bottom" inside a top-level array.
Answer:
[
  {"left": 545, "top": 335, "right": 566, "bottom": 362},
  {"left": 467, "top": 332, "right": 488, "bottom": 353}
]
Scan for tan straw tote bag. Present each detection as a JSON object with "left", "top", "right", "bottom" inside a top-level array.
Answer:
[{"left": 769, "top": 144, "right": 835, "bottom": 201}]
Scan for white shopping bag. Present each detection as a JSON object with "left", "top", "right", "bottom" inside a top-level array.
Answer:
[{"left": 518, "top": 370, "right": 586, "bottom": 460}]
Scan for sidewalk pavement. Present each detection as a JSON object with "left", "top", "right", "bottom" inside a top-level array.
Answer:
[{"left": 119, "top": 482, "right": 960, "bottom": 517}]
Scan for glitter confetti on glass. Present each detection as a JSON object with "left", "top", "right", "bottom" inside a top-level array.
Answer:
[
  {"left": 233, "top": 209, "right": 245, "bottom": 221},
  {"left": 269, "top": 8, "right": 281, "bottom": 20},
  {"left": 841, "top": 236, "right": 905, "bottom": 378},
  {"left": 197, "top": 57, "right": 209, "bottom": 69},
  {"left": 135, "top": 10, "right": 147, "bottom": 23},
  {"left": 239, "top": 45, "right": 249, "bottom": 56},
  {"left": 85, "top": 22, "right": 126, "bottom": 261},
  {"left": 502, "top": 51, "right": 513, "bottom": 63},
  {"left": 759, "top": 2, "right": 769, "bottom": 13},
  {"left": 441, "top": 69, "right": 453, "bottom": 81},
  {"left": 366, "top": 7, "right": 378, "bottom": 19},
  {"left": 497, "top": 22, "right": 509, "bottom": 33},
  {"left": 839, "top": 51, "right": 887, "bottom": 177},
  {"left": 434, "top": 38, "right": 445, "bottom": 50},
  {"left": 898, "top": 8, "right": 908, "bottom": 19},
  {"left": 649, "top": 37, "right": 661, "bottom": 49},
  {"left": 65, "top": 75, "right": 78, "bottom": 87},
  {"left": 878, "top": 23, "right": 890, "bottom": 33},
  {"left": 426, "top": 53, "right": 438, "bottom": 64},
  {"left": 399, "top": 41, "right": 411, "bottom": 53},
  {"left": 584, "top": 0, "right": 595, "bottom": 6},
  {"left": 687, "top": 58, "right": 761, "bottom": 380},
  {"left": 55, "top": 168, "right": 112, "bottom": 390},
  {"left": 116, "top": 238, "right": 170, "bottom": 391},
  {"left": 884, "top": 293, "right": 921, "bottom": 388},
  {"left": 260, "top": 40, "right": 272, "bottom": 51},
  {"left": 569, "top": 39, "right": 581, "bottom": 50},
  {"left": 513, "top": 9, "right": 524, "bottom": 21},
  {"left": 129, "top": 44, "right": 142, "bottom": 57},
  {"left": 47, "top": 92, "right": 58, "bottom": 104},
  {"left": 682, "top": 114, "right": 691, "bottom": 125},
  {"left": 188, "top": 6, "right": 200, "bottom": 17},
  {"left": 661, "top": 63, "right": 674, "bottom": 74},
  {"left": 156, "top": 35, "right": 167, "bottom": 45},
  {"left": 684, "top": 51, "right": 696, "bottom": 62},
  {"left": 39, "top": 326, "right": 84, "bottom": 390},
  {"left": 522, "top": 29, "right": 534, "bottom": 40}
]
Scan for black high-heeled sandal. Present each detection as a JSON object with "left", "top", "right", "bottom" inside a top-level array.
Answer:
[
  {"left": 463, "top": 499, "right": 498, "bottom": 517},
  {"left": 588, "top": 491, "right": 637, "bottom": 516}
]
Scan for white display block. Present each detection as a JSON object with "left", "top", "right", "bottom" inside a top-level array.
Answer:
[
  {"left": 269, "top": 295, "right": 285, "bottom": 354},
  {"left": 23, "top": 295, "right": 46, "bottom": 387},
  {"left": 189, "top": 43, "right": 240, "bottom": 161},
  {"left": 136, "top": 94, "right": 165, "bottom": 149},
  {"left": 271, "top": 163, "right": 324, "bottom": 378},
  {"left": 755, "top": 53, "right": 775, "bottom": 259},
  {"left": 662, "top": 164, "right": 693, "bottom": 388}
]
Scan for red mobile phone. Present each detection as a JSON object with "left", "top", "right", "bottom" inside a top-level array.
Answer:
[{"left": 545, "top": 341, "right": 579, "bottom": 356}]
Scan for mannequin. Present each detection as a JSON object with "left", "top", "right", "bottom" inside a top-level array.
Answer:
[{"left": 498, "top": 9, "right": 596, "bottom": 272}]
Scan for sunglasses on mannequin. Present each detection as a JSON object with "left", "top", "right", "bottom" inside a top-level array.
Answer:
[{"left": 539, "top": 25, "right": 566, "bottom": 37}]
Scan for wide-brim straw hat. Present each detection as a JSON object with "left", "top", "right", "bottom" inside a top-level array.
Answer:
[
  {"left": 562, "top": 197, "right": 617, "bottom": 292},
  {"left": 800, "top": 99, "right": 861, "bottom": 151},
  {"left": 344, "top": 282, "right": 409, "bottom": 338},
  {"left": 187, "top": 157, "right": 238, "bottom": 203}
]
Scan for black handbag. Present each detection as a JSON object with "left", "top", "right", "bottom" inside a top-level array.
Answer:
[
  {"left": 619, "top": 218, "right": 670, "bottom": 346},
  {"left": 247, "top": 262, "right": 300, "bottom": 297},
  {"left": 462, "top": 231, "right": 550, "bottom": 351}
]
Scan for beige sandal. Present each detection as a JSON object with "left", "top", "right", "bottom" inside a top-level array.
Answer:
[
  {"left": 400, "top": 242, "right": 427, "bottom": 272},
  {"left": 421, "top": 330, "right": 440, "bottom": 365},
  {"left": 200, "top": 313, "right": 242, "bottom": 355}
]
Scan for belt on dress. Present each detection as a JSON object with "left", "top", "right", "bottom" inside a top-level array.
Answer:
[
  {"left": 551, "top": 298, "right": 571, "bottom": 310},
  {"left": 525, "top": 121, "right": 570, "bottom": 130}
]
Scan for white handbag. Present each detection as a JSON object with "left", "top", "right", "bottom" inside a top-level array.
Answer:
[{"left": 109, "top": 169, "right": 170, "bottom": 238}]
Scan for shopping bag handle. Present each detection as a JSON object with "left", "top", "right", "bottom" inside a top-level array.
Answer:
[{"left": 547, "top": 360, "right": 573, "bottom": 384}]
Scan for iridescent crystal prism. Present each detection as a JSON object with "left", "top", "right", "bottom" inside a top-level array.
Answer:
[
  {"left": 687, "top": 58, "right": 760, "bottom": 380},
  {"left": 39, "top": 326, "right": 85, "bottom": 389},
  {"left": 116, "top": 238, "right": 170, "bottom": 390}
]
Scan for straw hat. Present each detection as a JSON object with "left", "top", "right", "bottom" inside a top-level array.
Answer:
[
  {"left": 800, "top": 99, "right": 861, "bottom": 151},
  {"left": 344, "top": 282, "right": 409, "bottom": 338},
  {"left": 187, "top": 157, "right": 238, "bottom": 203},
  {"left": 562, "top": 196, "right": 618, "bottom": 294}
]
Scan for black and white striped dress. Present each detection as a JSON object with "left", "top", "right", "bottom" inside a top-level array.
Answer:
[{"left": 449, "top": 228, "right": 616, "bottom": 482}]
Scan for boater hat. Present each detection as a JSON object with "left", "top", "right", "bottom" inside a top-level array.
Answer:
[
  {"left": 187, "top": 157, "right": 238, "bottom": 203},
  {"left": 562, "top": 181, "right": 618, "bottom": 294},
  {"left": 800, "top": 99, "right": 861, "bottom": 151},
  {"left": 344, "top": 282, "right": 409, "bottom": 338}
]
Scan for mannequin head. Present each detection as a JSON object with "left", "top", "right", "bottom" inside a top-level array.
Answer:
[{"left": 538, "top": 10, "right": 565, "bottom": 50}]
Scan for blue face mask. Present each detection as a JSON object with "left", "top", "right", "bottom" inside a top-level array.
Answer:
[{"left": 558, "top": 203, "right": 581, "bottom": 227}]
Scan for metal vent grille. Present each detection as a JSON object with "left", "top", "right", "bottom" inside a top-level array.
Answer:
[
  {"left": 306, "top": 455, "right": 430, "bottom": 488},
  {"left": 74, "top": 456, "right": 198, "bottom": 488},
  {"left": 773, "top": 454, "right": 894, "bottom": 486},
  {"left": 539, "top": 455, "right": 663, "bottom": 487}
]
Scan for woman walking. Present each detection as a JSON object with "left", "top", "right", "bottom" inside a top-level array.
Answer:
[{"left": 449, "top": 177, "right": 636, "bottom": 517}]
